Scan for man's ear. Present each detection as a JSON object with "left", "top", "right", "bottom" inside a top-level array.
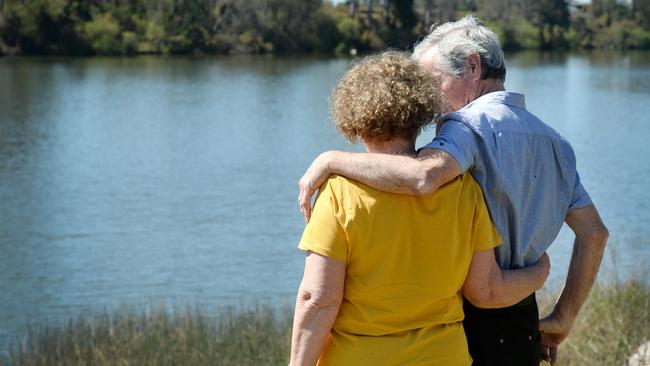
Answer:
[{"left": 467, "top": 53, "right": 482, "bottom": 81}]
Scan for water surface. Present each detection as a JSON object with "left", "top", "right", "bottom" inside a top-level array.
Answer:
[{"left": 1, "top": 51, "right": 649, "bottom": 352}]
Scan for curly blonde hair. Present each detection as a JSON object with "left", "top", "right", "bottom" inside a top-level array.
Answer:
[{"left": 330, "top": 51, "right": 443, "bottom": 143}]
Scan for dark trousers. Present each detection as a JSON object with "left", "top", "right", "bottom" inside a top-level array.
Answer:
[{"left": 463, "top": 294, "right": 542, "bottom": 366}]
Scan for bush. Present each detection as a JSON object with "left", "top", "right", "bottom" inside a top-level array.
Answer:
[
  {"left": 132, "top": 17, "right": 167, "bottom": 54},
  {"left": 487, "top": 20, "right": 541, "bottom": 51},
  {"left": 311, "top": 11, "right": 342, "bottom": 53},
  {"left": 337, "top": 17, "right": 361, "bottom": 44},
  {"left": 626, "top": 25, "right": 650, "bottom": 49},
  {"left": 81, "top": 13, "right": 123, "bottom": 55},
  {"left": 122, "top": 31, "right": 137, "bottom": 55},
  {"left": 514, "top": 20, "right": 542, "bottom": 50}
]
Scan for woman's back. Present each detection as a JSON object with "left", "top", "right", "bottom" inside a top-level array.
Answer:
[{"left": 298, "top": 173, "right": 500, "bottom": 365}]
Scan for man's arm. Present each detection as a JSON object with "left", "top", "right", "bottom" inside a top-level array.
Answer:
[
  {"left": 463, "top": 249, "right": 550, "bottom": 308},
  {"left": 290, "top": 251, "right": 345, "bottom": 366},
  {"left": 539, "top": 204, "right": 608, "bottom": 365},
  {"left": 298, "top": 148, "right": 460, "bottom": 221}
]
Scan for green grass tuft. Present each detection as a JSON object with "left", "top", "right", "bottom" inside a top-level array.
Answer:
[
  {"left": 4, "top": 279, "right": 648, "bottom": 366},
  {"left": 5, "top": 305, "right": 293, "bottom": 366},
  {"left": 539, "top": 279, "right": 650, "bottom": 365}
]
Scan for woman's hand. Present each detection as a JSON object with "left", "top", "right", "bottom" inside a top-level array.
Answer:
[{"left": 536, "top": 252, "right": 551, "bottom": 282}]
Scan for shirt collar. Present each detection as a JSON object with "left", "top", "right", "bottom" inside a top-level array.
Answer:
[{"left": 465, "top": 91, "right": 526, "bottom": 110}]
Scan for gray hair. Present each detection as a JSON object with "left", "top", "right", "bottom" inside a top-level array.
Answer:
[{"left": 412, "top": 15, "right": 506, "bottom": 81}]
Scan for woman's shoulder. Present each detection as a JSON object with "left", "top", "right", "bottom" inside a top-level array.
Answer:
[
  {"left": 318, "top": 175, "right": 386, "bottom": 212},
  {"left": 322, "top": 175, "right": 379, "bottom": 196},
  {"left": 435, "top": 172, "right": 484, "bottom": 202}
]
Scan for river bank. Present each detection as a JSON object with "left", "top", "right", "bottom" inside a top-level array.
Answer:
[
  {"left": 3, "top": 279, "right": 648, "bottom": 366},
  {"left": 2, "top": 1, "right": 650, "bottom": 58}
]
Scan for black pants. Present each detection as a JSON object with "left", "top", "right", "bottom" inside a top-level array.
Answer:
[{"left": 463, "top": 294, "right": 542, "bottom": 366}]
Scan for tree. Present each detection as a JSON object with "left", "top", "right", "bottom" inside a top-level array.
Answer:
[
  {"left": 634, "top": 0, "right": 650, "bottom": 28},
  {"left": 349, "top": 0, "right": 359, "bottom": 17},
  {"left": 423, "top": 0, "right": 433, "bottom": 29},
  {"left": 164, "top": 0, "right": 212, "bottom": 53},
  {"left": 389, "top": 0, "right": 416, "bottom": 30},
  {"left": 258, "top": 0, "right": 323, "bottom": 52},
  {"left": 477, "top": 0, "right": 518, "bottom": 22},
  {"left": 436, "top": 0, "right": 457, "bottom": 22},
  {"left": 530, "top": 0, "right": 570, "bottom": 48}
]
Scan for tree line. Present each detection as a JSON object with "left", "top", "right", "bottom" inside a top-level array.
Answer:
[{"left": 0, "top": 0, "right": 649, "bottom": 56}]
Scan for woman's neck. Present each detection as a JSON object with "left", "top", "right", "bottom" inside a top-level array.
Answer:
[{"left": 363, "top": 137, "right": 416, "bottom": 156}]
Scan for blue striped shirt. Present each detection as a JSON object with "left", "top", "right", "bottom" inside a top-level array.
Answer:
[{"left": 426, "top": 92, "right": 592, "bottom": 269}]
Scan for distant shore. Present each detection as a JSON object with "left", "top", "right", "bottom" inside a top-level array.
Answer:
[
  {"left": 3, "top": 279, "right": 648, "bottom": 366},
  {"left": 2, "top": 1, "right": 650, "bottom": 58}
]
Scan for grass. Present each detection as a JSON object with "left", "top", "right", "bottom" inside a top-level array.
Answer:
[
  {"left": 539, "top": 279, "right": 650, "bottom": 366},
  {"left": 3, "top": 280, "right": 648, "bottom": 366},
  {"left": 3, "top": 305, "right": 293, "bottom": 366}
]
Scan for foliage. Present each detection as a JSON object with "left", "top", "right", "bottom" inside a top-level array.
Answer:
[
  {"left": 81, "top": 12, "right": 122, "bottom": 55},
  {"left": 488, "top": 19, "right": 541, "bottom": 50},
  {"left": 1, "top": 0, "right": 650, "bottom": 56}
]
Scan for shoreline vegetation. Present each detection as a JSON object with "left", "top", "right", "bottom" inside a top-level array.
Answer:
[
  {"left": 1, "top": 1, "right": 650, "bottom": 57},
  {"left": 3, "top": 279, "right": 648, "bottom": 366}
]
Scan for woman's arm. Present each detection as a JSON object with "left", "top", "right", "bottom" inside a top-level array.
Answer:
[
  {"left": 462, "top": 249, "right": 550, "bottom": 309},
  {"left": 290, "top": 251, "right": 345, "bottom": 366}
]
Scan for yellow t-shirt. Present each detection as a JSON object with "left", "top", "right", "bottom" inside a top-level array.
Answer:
[{"left": 298, "top": 173, "right": 501, "bottom": 366}]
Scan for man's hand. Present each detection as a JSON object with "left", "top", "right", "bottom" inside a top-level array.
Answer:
[
  {"left": 297, "top": 148, "right": 460, "bottom": 222},
  {"left": 539, "top": 310, "right": 572, "bottom": 365},
  {"left": 298, "top": 152, "right": 333, "bottom": 222},
  {"left": 537, "top": 204, "right": 608, "bottom": 365}
]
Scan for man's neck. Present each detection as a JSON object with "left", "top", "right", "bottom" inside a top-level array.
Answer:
[
  {"left": 474, "top": 78, "right": 505, "bottom": 100},
  {"left": 363, "top": 137, "right": 416, "bottom": 156}
]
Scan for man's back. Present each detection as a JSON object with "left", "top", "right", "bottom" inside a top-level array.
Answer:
[{"left": 426, "top": 91, "right": 592, "bottom": 269}]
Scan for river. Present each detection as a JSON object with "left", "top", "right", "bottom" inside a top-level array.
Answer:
[{"left": 1, "top": 51, "right": 649, "bottom": 352}]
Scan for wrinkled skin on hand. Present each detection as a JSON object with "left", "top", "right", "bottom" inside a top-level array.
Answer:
[
  {"left": 539, "top": 311, "right": 572, "bottom": 365},
  {"left": 298, "top": 152, "right": 331, "bottom": 222}
]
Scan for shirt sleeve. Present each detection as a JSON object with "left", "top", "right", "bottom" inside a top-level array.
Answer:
[
  {"left": 424, "top": 120, "right": 479, "bottom": 174},
  {"left": 568, "top": 172, "right": 592, "bottom": 211},
  {"left": 298, "top": 178, "right": 348, "bottom": 262},
  {"left": 469, "top": 176, "right": 502, "bottom": 252}
]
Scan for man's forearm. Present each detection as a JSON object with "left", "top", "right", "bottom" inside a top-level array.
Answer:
[
  {"left": 552, "top": 234, "right": 607, "bottom": 327},
  {"left": 299, "top": 149, "right": 460, "bottom": 221},
  {"left": 539, "top": 204, "right": 608, "bottom": 359},
  {"left": 324, "top": 151, "right": 426, "bottom": 194},
  {"left": 325, "top": 149, "right": 457, "bottom": 195}
]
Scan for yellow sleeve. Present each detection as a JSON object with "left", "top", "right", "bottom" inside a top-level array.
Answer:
[
  {"left": 471, "top": 181, "right": 502, "bottom": 252},
  {"left": 297, "top": 177, "right": 348, "bottom": 262}
]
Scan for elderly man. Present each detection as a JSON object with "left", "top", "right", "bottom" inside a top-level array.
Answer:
[{"left": 298, "top": 16, "right": 608, "bottom": 366}]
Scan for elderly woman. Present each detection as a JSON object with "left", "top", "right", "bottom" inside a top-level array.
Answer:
[{"left": 290, "top": 52, "right": 549, "bottom": 366}]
